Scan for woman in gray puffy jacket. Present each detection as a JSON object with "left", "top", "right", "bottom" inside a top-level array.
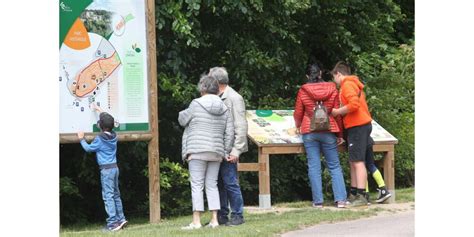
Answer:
[{"left": 178, "top": 75, "right": 234, "bottom": 229}]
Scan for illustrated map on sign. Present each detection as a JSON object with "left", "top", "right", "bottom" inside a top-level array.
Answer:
[
  {"left": 60, "top": 0, "right": 149, "bottom": 134},
  {"left": 66, "top": 38, "right": 121, "bottom": 98},
  {"left": 246, "top": 110, "right": 398, "bottom": 145}
]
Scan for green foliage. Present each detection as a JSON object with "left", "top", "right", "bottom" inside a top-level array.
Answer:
[
  {"left": 155, "top": 0, "right": 408, "bottom": 161},
  {"left": 352, "top": 41, "right": 415, "bottom": 186},
  {"left": 60, "top": 177, "right": 81, "bottom": 198},
  {"left": 268, "top": 154, "right": 311, "bottom": 203},
  {"left": 158, "top": 158, "right": 192, "bottom": 216},
  {"left": 393, "top": 0, "right": 415, "bottom": 43},
  {"left": 80, "top": 10, "right": 113, "bottom": 38},
  {"left": 60, "top": 142, "right": 150, "bottom": 225},
  {"left": 60, "top": 176, "right": 87, "bottom": 224}
]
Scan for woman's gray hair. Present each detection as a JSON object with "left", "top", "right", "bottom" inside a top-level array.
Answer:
[
  {"left": 197, "top": 75, "right": 219, "bottom": 95},
  {"left": 208, "top": 67, "right": 229, "bottom": 85}
]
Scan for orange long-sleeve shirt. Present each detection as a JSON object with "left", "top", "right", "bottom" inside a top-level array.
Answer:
[{"left": 339, "top": 76, "right": 372, "bottom": 129}]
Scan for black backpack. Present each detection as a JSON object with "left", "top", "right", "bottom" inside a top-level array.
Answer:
[{"left": 310, "top": 101, "right": 330, "bottom": 132}]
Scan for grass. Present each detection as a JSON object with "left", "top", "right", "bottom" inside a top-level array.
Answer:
[
  {"left": 60, "top": 187, "right": 414, "bottom": 237},
  {"left": 393, "top": 187, "right": 415, "bottom": 202}
]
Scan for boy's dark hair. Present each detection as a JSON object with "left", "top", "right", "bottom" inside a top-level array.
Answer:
[
  {"left": 331, "top": 61, "right": 351, "bottom": 76},
  {"left": 98, "top": 112, "right": 114, "bottom": 131}
]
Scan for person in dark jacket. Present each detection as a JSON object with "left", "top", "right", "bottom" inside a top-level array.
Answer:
[
  {"left": 77, "top": 105, "right": 127, "bottom": 232},
  {"left": 293, "top": 63, "right": 347, "bottom": 208}
]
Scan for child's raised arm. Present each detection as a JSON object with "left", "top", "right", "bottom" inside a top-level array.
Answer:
[
  {"left": 78, "top": 134, "right": 102, "bottom": 152},
  {"left": 77, "top": 131, "right": 85, "bottom": 140},
  {"left": 90, "top": 102, "right": 104, "bottom": 114}
]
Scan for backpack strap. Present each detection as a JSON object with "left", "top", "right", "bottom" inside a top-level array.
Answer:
[{"left": 315, "top": 101, "right": 323, "bottom": 109}]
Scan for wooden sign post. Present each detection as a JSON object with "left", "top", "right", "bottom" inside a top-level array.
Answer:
[{"left": 146, "top": 0, "right": 160, "bottom": 224}]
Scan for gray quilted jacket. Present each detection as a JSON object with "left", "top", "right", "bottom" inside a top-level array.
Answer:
[{"left": 179, "top": 94, "right": 234, "bottom": 161}]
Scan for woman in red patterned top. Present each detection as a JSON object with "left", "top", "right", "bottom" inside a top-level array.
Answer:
[{"left": 293, "top": 63, "right": 347, "bottom": 208}]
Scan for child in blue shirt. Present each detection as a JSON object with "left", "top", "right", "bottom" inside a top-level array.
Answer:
[{"left": 77, "top": 105, "right": 127, "bottom": 231}]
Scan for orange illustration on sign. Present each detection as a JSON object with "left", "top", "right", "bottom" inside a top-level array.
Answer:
[
  {"left": 70, "top": 53, "right": 121, "bottom": 98},
  {"left": 64, "top": 18, "right": 91, "bottom": 50}
]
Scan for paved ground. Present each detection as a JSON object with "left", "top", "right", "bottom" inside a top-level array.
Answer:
[
  {"left": 281, "top": 206, "right": 414, "bottom": 237},
  {"left": 247, "top": 201, "right": 414, "bottom": 215}
]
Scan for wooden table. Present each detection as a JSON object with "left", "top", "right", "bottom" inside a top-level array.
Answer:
[{"left": 237, "top": 110, "right": 398, "bottom": 208}]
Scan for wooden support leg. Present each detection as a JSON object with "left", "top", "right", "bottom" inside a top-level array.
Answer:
[
  {"left": 146, "top": 0, "right": 160, "bottom": 223},
  {"left": 383, "top": 150, "right": 396, "bottom": 203},
  {"left": 148, "top": 138, "right": 160, "bottom": 223},
  {"left": 258, "top": 148, "right": 271, "bottom": 209}
]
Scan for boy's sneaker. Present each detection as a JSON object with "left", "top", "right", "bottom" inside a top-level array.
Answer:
[
  {"left": 348, "top": 194, "right": 368, "bottom": 208},
  {"left": 375, "top": 188, "right": 392, "bottom": 203},
  {"left": 226, "top": 216, "right": 244, "bottom": 226},
  {"left": 312, "top": 203, "right": 323, "bottom": 208},
  {"left": 346, "top": 193, "right": 357, "bottom": 205},
  {"left": 365, "top": 193, "right": 372, "bottom": 205},
  {"left": 217, "top": 215, "right": 229, "bottom": 225},
  {"left": 117, "top": 220, "right": 128, "bottom": 229}
]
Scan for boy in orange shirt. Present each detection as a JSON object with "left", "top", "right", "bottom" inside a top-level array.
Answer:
[{"left": 330, "top": 61, "right": 373, "bottom": 207}]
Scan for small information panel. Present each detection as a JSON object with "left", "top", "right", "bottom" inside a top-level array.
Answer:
[{"left": 246, "top": 110, "right": 398, "bottom": 145}]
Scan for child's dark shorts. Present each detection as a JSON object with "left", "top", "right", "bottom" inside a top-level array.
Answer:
[{"left": 346, "top": 122, "right": 374, "bottom": 162}]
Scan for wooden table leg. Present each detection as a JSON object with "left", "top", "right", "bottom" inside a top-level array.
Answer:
[
  {"left": 383, "top": 149, "right": 396, "bottom": 203},
  {"left": 258, "top": 147, "right": 271, "bottom": 209}
]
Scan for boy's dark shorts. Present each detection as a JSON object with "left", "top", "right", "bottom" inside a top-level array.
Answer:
[{"left": 346, "top": 122, "right": 374, "bottom": 162}]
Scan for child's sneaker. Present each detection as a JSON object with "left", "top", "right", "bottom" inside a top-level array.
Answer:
[
  {"left": 375, "top": 187, "right": 392, "bottom": 203},
  {"left": 117, "top": 220, "right": 128, "bottom": 229},
  {"left": 312, "top": 203, "right": 323, "bottom": 208},
  {"left": 102, "top": 222, "right": 121, "bottom": 232}
]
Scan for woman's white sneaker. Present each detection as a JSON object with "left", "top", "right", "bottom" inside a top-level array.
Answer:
[
  {"left": 181, "top": 223, "right": 202, "bottom": 230},
  {"left": 206, "top": 222, "right": 219, "bottom": 228}
]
